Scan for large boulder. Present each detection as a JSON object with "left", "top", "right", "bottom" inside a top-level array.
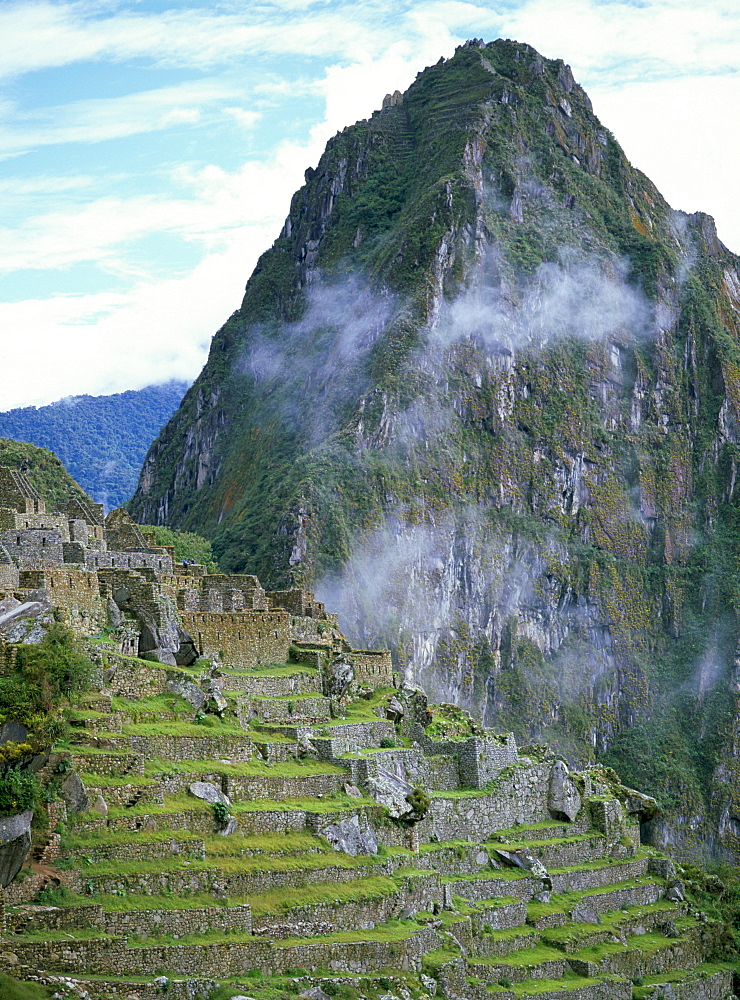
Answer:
[
  {"left": 325, "top": 655, "right": 354, "bottom": 698},
  {"left": 0, "top": 721, "right": 31, "bottom": 746},
  {"left": 548, "top": 760, "right": 581, "bottom": 822},
  {"left": 59, "top": 772, "right": 89, "bottom": 814},
  {"left": 367, "top": 765, "right": 416, "bottom": 821},
  {"left": 494, "top": 847, "right": 549, "bottom": 881},
  {"left": 166, "top": 674, "right": 207, "bottom": 713},
  {"left": 188, "top": 781, "right": 230, "bottom": 807},
  {"left": 321, "top": 814, "right": 378, "bottom": 857},
  {"left": 0, "top": 809, "right": 33, "bottom": 887},
  {"left": 620, "top": 786, "right": 659, "bottom": 822}
]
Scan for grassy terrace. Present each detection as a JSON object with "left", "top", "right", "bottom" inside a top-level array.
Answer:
[
  {"left": 313, "top": 688, "right": 396, "bottom": 728},
  {"left": 74, "top": 846, "right": 388, "bottom": 878},
  {"left": 244, "top": 874, "right": 406, "bottom": 918},
  {"left": 63, "top": 827, "right": 205, "bottom": 849},
  {"left": 539, "top": 899, "right": 677, "bottom": 948},
  {"left": 471, "top": 942, "right": 565, "bottom": 967},
  {"left": 220, "top": 664, "right": 317, "bottom": 677},
  {"left": 506, "top": 973, "right": 632, "bottom": 996},
  {"left": 631, "top": 964, "right": 737, "bottom": 999},
  {"left": 143, "top": 757, "right": 346, "bottom": 778},
  {"left": 525, "top": 877, "right": 665, "bottom": 920}
]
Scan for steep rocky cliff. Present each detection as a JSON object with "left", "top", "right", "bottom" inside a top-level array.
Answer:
[{"left": 129, "top": 39, "right": 740, "bottom": 862}]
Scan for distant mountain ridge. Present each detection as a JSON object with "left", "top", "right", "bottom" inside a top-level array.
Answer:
[{"left": 0, "top": 380, "right": 188, "bottom": 510}]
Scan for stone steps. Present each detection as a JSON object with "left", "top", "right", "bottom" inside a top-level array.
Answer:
[{"left": 80, "top": 775, "right": 165, "bottom": 809}]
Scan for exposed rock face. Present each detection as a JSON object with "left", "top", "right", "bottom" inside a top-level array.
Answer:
[
  {"left": 166, "top": 674, "right": 207, "bottom": 713},
  {"left": 0, "top": 809, "right": 33, "bottom": 887},
  {"left": 129, "top": 39, "right": 740, "bottom": 860}
]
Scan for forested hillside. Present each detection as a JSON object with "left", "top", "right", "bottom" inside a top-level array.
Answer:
[{"left": 0, "top": 381, "right": 188, "bottom": 509}]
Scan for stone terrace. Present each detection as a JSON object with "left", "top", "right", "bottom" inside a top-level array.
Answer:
[{"left": 0, "top": 469, "right": 735, "bottom": 999}]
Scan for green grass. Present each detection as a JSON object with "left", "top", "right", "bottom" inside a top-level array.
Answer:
[
  {"left": 105, "top": 794, "right": 212, "bottom": 818},
  {"left": 231, "top": 794, "right": 373, "bottom": 813},
  {"left": 476, "top": 943, "right": 565, "bottom": 968},
  {"left": 318, "top": 687, "right": 396, "bottom": 727},
  {"left": 0, "top": 972, "right": 53, "bottom": 1000},
  {"left": 221, "top": 663, "right": 316, "bottom": 677},
  {"left": 509, "top": 973, "right": 630, "bottom": 995},
  {"left": 100, "top": 892, "right": 234, "bottom": 912},
  {"left": 77, "top": 772, "right": 158, "bottom": 788}
]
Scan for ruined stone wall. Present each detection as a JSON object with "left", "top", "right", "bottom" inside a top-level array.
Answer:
[
  {"left": 177, "top": 576, "right": 268, "bottom": 613},
  {"left": 0, "top": 639, "right": 17, "bottom": 675},
  {"left": 7, "top": 923, "right": 439, "bottom": 977},
  {"left": 458, "top": 733, "right": 519, "bottom": 788},
  {"left": 100, "top": 652, "right": 170, "bottom": 699},
  {"left": 430, "top": 763, "right": 554, "bottom": 840},
  {"left": 44, "top": 568, "right": 104, "bottom": 619},
  {"left": 1, "top": 527, "right": 65, "bottom": 567},
  {"left": 0, "top": 561, "right": 19, "bottom": 590},
  {"left": 86, "top": 550, "right": 174, "bottom": 573},
  {"left": 269, "top": 589, "right": 329, "bottom": 619},
  {"left": 0, "top": 468, "right": 44, "bottom": 514},
  {"left": 103, "top": 904, "right": 252, "bottom": 939},
  {"left": 350, "top": 650, "right": 394, "bottom": 689},
  {"left": 182, "top": 610, "right": 292, "bottom": 668}
]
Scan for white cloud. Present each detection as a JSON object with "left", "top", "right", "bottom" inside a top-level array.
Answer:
[
  {"left": 589, "top": 74, "right": 740, "bottom": 252},
  {"left": 0, "top": 1, "right": 390, "bottom": 79},
  {"left": 498, "top": 0, "right": 740, "bottom": 82},
  {"left": 0, "top": 78, "right": 248, "bottom": 156}
]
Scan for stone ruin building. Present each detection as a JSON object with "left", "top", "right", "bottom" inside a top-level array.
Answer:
[{"left": 0, "top": 466, "right": 736, "bottom": 1000}]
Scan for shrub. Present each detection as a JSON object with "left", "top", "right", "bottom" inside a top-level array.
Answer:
[
  {"left": 405, "top": 786, "right": 431, "bottom": 822},
  {"left": 0, "top": 625, "right": 94, "bottom": 729},
  {"left": 212, "top": 801, "right": 231, "bottom": 825},
  {"left": 0, "top": 768, "right": 41, "bottom": 816},
  {"left": 379, "top": 737, "right": 397, "bottom": 749}
]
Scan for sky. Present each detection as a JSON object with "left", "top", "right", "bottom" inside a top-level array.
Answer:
[{"left": 0, "top": 0, "right": 738, "bottom": 410}]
